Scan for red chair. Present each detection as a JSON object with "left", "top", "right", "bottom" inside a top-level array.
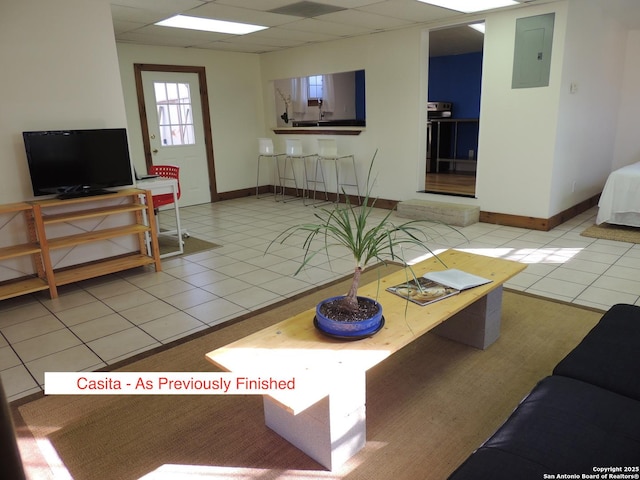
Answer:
[
  {"left": 148, "top": 164, "right": 188, "bottom": 239},
  {"left": 149, "top": 164, "right": 181, "bottom": 209}
]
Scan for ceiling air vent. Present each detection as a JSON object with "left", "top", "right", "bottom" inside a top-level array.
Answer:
[{"left": 268, "top": 1, "right": 347, "bottom": 18}]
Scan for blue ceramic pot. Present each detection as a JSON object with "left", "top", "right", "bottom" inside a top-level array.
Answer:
[{"left": 315, "top": 296, "right": 383, "bottom": 337}]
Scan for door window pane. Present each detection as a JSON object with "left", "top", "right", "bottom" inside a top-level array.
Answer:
[{"left": 153, "top": 82, "right": 195, "bottom": 146}]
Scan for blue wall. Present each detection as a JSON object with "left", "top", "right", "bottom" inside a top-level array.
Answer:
[
  {"left": 429, "top": 51, "right": 482, "bottom": 160},
  {"left": 428, "top": 51, "right": 482, "bottom": 118}
]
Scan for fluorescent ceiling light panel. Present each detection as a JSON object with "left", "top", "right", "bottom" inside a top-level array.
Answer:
[
  {"left": 156, "top": 15, "right": 268, "bottom": 35},
  {"left": 469, "top": 23, "right": 485, "bottom": 33},
  {"left": 417, "top": 0, "right": 519, "bottom": 13}
]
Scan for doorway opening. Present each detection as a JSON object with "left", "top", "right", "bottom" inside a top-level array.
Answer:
[{"left": 424, "top": 23, "right": 484, "bottom": 198}]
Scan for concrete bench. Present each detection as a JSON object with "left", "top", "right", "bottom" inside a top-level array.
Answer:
[{"left": 396, "top": 199, "right": 480, "bottom": 227}]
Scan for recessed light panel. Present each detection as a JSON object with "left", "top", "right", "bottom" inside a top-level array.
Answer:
[
  {"left": 155, "top": 15, "right": 268, "bottom": 35},
  {"left": 417, "top": 0, "right": 519, "bottom": 13}
]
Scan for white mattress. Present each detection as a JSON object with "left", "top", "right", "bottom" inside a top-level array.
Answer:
[{"left": 597, "top": 161, "right": 640, "bottom": 227}]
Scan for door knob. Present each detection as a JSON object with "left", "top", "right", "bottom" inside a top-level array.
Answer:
[{"left": 152, "top": 149, "right": 158, "bottom": 154}]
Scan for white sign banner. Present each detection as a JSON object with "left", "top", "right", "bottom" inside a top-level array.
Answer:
[{"left": 44, "top": 372, "right": 301, "bottom": 395}]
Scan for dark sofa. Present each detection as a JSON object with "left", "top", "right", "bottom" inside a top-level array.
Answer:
[{"left": 448, "top": 303, "right": 640, "bottom": 479}]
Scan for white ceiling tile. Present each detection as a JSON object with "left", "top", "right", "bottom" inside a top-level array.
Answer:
[
  {"left": 258, "top": 26, "right": 341, "bottom": 43},
  {"left": 317, "top": 9, "right": 414, "bottom": 30},
  {"left": 311, "top": 0, "right": 389, "bottom": 7},
  {"left": 278, "top": 18, "right": 374, "bottom": 37},
  {"left": 110, "top": 5, "right": 171, "bottom": 24},
  {"left": 196, "top": 41, "right": 280, "bottom": 53},
  {"left": 229, "top": 33, "right": 308, "bottom": 48},
  {"left": 212, "top": 0, "right": 298, "bottom": 13},
  {"left": 187, "top": 3, "right": 301, "bottom": 27},
  {"left": 359, "top": 0, "right": 459, "bottom": 22},
  {"left": 109, "top": 0, "right": 205, "bottom": 13},
  {"left": 116, "top": 32, "right": 202, "bottom": 47},
  {"left": 112, "top": 19, "right": 148, "bottom": 34},
  {"left": 132, "top": 24, "right": 232, "bottom": 41},
  {"left": 108, "top": 0, "right": 552, "bottom": 54}
]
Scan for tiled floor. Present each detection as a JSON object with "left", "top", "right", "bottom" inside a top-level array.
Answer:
[{"left": 1, "top": 197, "right": 639, "bottom": 402}]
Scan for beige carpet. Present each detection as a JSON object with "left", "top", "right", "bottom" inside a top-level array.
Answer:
[
  {"left": 581, "top": 222, "right": 640, "bottom": 243},
  {"left": 13, "top": 265, "right": 605, "bottom": 480}
]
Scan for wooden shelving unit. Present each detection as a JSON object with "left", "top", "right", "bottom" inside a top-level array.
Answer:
[
  {"left": 0, "top": 202, "right": 48, "bottom": 300},
  {"left": 30, "top": 188, "right": 161, "bottom": 299}
]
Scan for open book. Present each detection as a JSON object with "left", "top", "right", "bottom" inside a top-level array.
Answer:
[
  {"left": 422, "top": 269, "right": 492, "bottom": 291},
  {"left": 386, "top": 269, "right": 492, "bottom": 306}
]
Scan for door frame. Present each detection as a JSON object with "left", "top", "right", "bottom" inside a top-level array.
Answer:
[{"left": 134, "top": 63, "right": 219, "bottom": 201}]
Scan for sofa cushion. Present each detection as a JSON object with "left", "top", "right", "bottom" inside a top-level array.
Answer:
[
  {"left": 553, "top": 303, "right": 640, "bottom": 401},
  {"left": 448, "top": 375, "right": 640, "bottom": 479}
]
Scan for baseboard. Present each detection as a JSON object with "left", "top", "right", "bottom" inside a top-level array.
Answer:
[{"left": 480, "top": 194, "right": 600, "bottom": 231}]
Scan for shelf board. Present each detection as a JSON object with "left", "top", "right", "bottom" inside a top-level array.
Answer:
[
  {"left": 0, "top": 277, "right": 49, "bottom": 301},
  {"left": 42, "top": 203, "right": 147, "bottom": 225},
  {"left": 53, "top": 254, "right": 157, "bottom": 286},
  {"left": 30, "top": 188, "right": 145, "bottom": 208},
  {"left": 47, "top": 224, "right": 150, "bottom": 250},
  {"left": 0, "top": 202, "right": 32, "bottom": 215},
  {"left": 0, "top": 243, "right": 41, "bottom": 261}
]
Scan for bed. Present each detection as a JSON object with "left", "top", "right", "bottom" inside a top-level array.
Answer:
[{"left": 596, "top": 161, "right": 640, "bottom": 227}]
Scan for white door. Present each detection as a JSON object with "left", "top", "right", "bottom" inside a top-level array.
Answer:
[{"left": 141, "top": 71, "right": 211, "bottom": 207}]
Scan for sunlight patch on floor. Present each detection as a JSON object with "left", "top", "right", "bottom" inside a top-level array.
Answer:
[{"left": 457, "top": 247, "right": 584, "bottom": 264}]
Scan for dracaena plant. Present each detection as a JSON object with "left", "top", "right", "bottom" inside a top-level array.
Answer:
[{"left": 268, "top": 149, "right": 452, "bottom": 316}]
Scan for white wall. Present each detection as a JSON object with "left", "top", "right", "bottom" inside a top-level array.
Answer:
[
  {"left": 550, "top": 0, "right": 627, "bottom": 215},
  {"left": 474, "top": 2, "right": 568, "bottom": 218},
  {"left": 260, "top": 28, "right": 426, "bottom": 201},
  {"left": 0, "top": 0, "right": 127, "bottom": 204},
  {"left": 116, "top": 43, "right": 264, "bottom": 195},
  {"left": 0, "top": 0, "right": 131, "bottom": 279},
  {"left": 613, "top": 29, "right": 640, "bottom": 171}
]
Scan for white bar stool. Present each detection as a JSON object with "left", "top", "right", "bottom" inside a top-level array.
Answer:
[
  {"left": 316, "top": 138, "right": 361, "bottom": 205},
  {"left": 256, "top": 138, "right": 284, "bottom": 200},
  {"left": 279, "top": 139, "right": 317, "bottom": 203}
]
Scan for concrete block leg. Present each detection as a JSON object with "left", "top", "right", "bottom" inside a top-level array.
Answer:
[
  {"left": 433, "top": 287, "right": 503, "bottom": 349},
  {"left": 263, "top": 370, "right": 366, "bottom": 470}
]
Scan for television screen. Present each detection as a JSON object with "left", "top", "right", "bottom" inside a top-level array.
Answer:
[{"left": 23, "top": 128, "right": 134, "bottom": 198}]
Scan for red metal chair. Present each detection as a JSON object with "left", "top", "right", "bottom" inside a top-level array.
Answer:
[
  {"left": 148, "top": 164, "right": 181, "bottom": 209},
  {"left": 148, "top": 164, "right": 188, "bottom": 240}
]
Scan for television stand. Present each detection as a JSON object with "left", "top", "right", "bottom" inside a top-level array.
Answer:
[{"left": 30, "top": 188, "right": 162, "bottom": 298}]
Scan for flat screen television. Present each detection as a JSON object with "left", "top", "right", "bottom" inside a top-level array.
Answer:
[{"left": 23, "top": 128, "right": 134, "bottom": 198}]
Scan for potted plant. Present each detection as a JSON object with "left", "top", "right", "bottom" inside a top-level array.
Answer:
[{"left": 268, "top": 150, "right": 453, "bottom": 338}]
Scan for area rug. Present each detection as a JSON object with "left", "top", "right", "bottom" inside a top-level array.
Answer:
[
  {"left": 580, "top": 222, "right": 640, "bottom": 244},
  {"left": 158, "top": 234, "right": 220, "bottom": 257},
  {"left": 13, "top": 267, "right": 605, "bottom": 480}
]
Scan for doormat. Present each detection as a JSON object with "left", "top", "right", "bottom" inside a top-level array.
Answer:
[
  {"left": 580, "top": 223, "right": 640, "bottom": 244},
  {"left": 158, "top": 234, "right": 221, "bottom": 256}
]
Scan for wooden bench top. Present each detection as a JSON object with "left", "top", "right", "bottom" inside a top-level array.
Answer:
[{"left": 206, "top": 249, "right": 526, "bottom": 414}]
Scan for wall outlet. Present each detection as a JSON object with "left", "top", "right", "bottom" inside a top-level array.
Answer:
[{"left": 571, "top": 180, "right": 576, "bottom": 192}]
